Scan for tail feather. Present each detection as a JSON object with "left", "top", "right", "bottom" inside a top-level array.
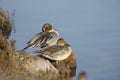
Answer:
[{"left": 21, "top": 45, "right": 32, "bottom": 51}]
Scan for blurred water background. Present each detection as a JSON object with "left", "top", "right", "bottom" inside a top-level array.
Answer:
[{"left": 0, "top": 0, "right": 120, "bottom": 80}]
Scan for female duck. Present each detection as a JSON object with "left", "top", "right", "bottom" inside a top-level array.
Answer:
[
  {"left": 36, "top": 38, "right": 72, "bottom": 61},
  {"left": 22, "top": 23, "right": 59, "bottom": 51}
]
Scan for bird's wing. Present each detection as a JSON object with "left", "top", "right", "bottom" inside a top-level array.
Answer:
[
  {"left": 40, "top": 32, "right": 59, "bottom": 48},
  {"left": 36, "top": 46, "right": 71, "bottom": 60},
  {"left": 36, "top": 45, "right": 58, "bottom": 54},
  {"left": 27, "top": 32, "right": 50, "bottom": 46},
  {"left": 27, "top": 32, "right": 43, "bottom": 44},
  {"left": 22, "top": 32, "right": 52, "bottom": 51}
]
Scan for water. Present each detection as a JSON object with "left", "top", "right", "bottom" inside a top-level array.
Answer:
[{"left": 0, "top": 0, "right": 120, "bottom": 80}]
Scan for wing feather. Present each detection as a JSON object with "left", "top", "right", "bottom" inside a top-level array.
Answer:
[{"left": 36, "top": 46, "right": 71, "bottom": 60}]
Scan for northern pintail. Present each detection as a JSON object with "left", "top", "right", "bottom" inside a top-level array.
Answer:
[
  {"left": 36, "top": 38, "right": 72, "bottom": 61},
  {"left": 21, "top": 23, "right": 59, "bottom": 51}
]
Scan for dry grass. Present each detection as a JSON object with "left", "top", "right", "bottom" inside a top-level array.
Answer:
[{"left": 0, "top": 7, "right": 12, "bottom": 39}]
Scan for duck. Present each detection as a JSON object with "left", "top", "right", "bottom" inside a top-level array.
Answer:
[
  {"left": 79, "top": 72, "right": 87, "bottom": 80},
  {"left": 21, "top": 23, "right": 59, "bottom": 51},
  {"left": 36, "top": 38, "right": 72, "bottom": 61}
]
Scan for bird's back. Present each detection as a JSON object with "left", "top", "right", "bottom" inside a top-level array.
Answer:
[{"left": 36, "top": 45, "right": 72, "bottom": 61}]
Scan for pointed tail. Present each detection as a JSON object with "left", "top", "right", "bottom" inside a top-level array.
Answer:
[{"left": 21, "top": 45, "right": 31, "bottom": 51}]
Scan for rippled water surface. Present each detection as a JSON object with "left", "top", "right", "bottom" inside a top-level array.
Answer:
[{"left": 0, "top": 0, "right": 120, "bottom": 80}]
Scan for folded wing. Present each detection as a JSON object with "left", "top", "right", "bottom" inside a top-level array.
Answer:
[{"left": 36, "top": 45, "right": 72, "bottom": 61}]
